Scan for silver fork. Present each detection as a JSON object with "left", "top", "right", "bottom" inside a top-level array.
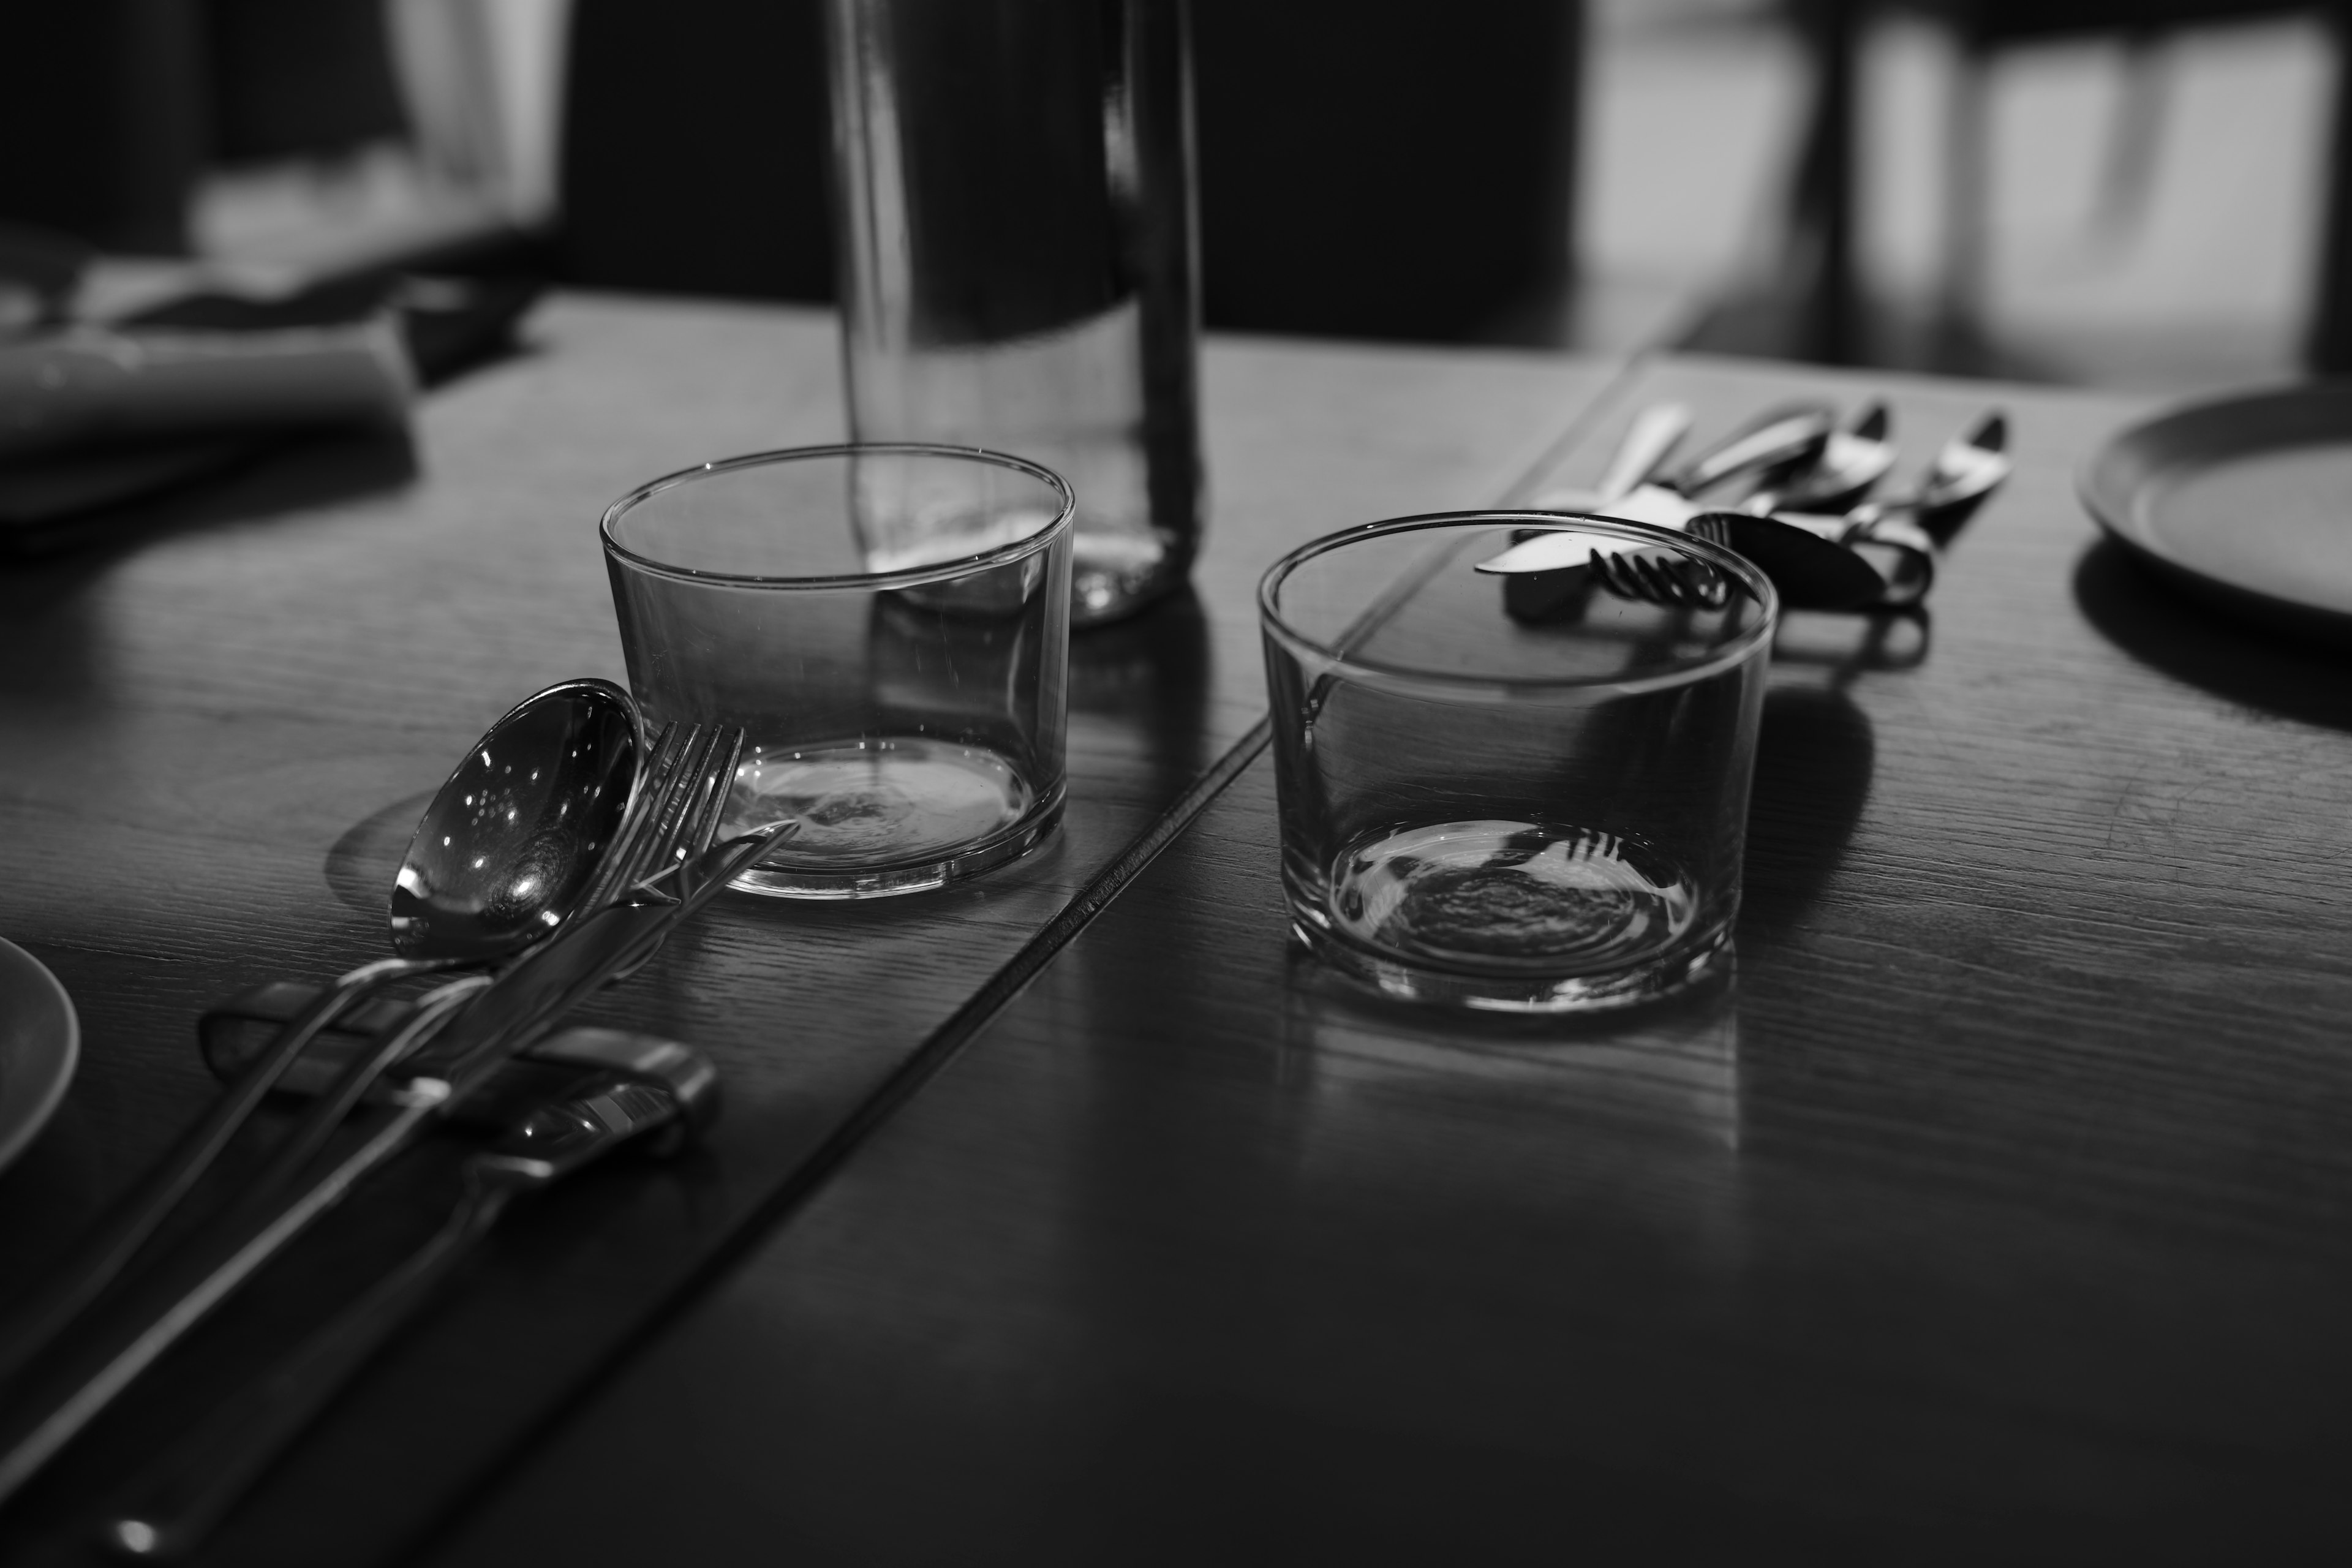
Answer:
[
  {"left": 0, "top": 726, "right": 747, "bottom": 1512},
  {"left": 568, "top": 721, "right": 733, "bottom": 922},
  {"left": 232, "top": 723, "right": 742, "bottom": 1210},
  {"left": 0, "top": 720, "right": 707, "bottom": 1397},
  {"left": 1587, "top": 546, "right": 1736, "bottom": 611},
  {"left": 105, "top": 1051, "right": 715, "bottom": 1559}
]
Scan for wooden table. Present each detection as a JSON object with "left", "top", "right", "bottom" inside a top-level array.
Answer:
[{"left": 4, "top": 298, "right": 2348, "bottom": 1564}]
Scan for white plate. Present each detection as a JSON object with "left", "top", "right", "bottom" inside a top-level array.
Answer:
[{"left": 0, "top": 938, "right": 78, "bottom": 1176}]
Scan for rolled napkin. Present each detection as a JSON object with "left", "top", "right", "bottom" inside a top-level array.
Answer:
[{"left": 0, "top": 318, "right": 413, "bottom": 464}]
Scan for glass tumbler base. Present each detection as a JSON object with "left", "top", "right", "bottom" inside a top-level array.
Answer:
[
  {"left": 721, "top": 737, "right": 1062, "bottom": 899},
  {"left": 1291, "top": 907, "right": 1733, "bottom": 1014},
  {"left": 731, "top": 803, "right": 1060, "bottom": 898}
]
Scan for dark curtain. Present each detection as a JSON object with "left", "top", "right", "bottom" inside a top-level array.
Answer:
[{"left": 556, "top": 0, "right": 1585, "bottom": 344}]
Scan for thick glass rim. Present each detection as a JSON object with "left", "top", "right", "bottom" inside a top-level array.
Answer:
[
  {"left": 1257, "top": 511, "right": 1780, "bottom": 695},
  {"left": 598, "top": 442, "right": 1077, "bottom": 590}
]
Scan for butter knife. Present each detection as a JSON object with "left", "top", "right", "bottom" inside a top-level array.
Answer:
[
  {"left": 0, "top": 826, "right": 778, "bottom": 1510},
  {"left": 103, "top": 1030, "right": 718, "bottom": 1559}
]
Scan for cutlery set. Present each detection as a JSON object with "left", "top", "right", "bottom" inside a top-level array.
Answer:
[
  {"left": 0, "top": 679, "right": 780, "bottom": 1554},
  {"left": 105, "top": 1029, "right": 718, "bottom": 1559},
  {"left": 1483, "top": 399, "right": 2012, "bottom": 619}
]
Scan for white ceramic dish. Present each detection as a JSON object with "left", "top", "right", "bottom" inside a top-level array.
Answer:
[{"left": 0, "top": 937, "right": 78, "bottom": 1176}]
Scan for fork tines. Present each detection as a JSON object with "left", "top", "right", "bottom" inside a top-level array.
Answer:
[
  {"left": 615, "top": 724, "right": 745, "bottom": 899},
  {"left": 571, "top": 722, "right": 684, "bottom": 917},
  {"left": 573, "top": 722, "right": 744, "bottom": 914},
  {"left": 1589, "top": 548, "right": 1733, "bottom": 611},
  {"left": 650, "top": 726, "right": 745, "bottom": 883}
]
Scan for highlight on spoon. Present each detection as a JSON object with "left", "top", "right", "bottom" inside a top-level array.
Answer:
[{"left": 390, "top": 679, "right": 643, "bottom": 962}]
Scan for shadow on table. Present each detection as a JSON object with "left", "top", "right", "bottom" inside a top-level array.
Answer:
[
  {"left": 0, "top": 1095, "right": 104, "bottom": 1285},
  {"left": 0, "top": 564, "right": 111, "bottom": 708},
  {"left": 1068, "top": 584, "right": 1215, "bottom": 801},
  {"left": 1740, "top": 684, "right": 1876, "bottom": 951},
  {"left": 2074, "top": 537, "right": 2352, "bottom": 731},
  {"left": 0, "top": 425, "right": 418, "bottom": 564},
  {"left": 325, "top": 789, "right": 440, "bottom": 918},
  {"left": 1276, "top": 961, "right": 1746, "bottom": 1262}
]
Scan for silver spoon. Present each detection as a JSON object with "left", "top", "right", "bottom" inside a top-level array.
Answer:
[
  {"left": 1499, "top": 403, "right": 1838, "bottom": 570},
  {"left": 1750, "top": 400, "right": 1896, "bottom": 514},
  {"left": 1637, "top": 409, "right": 2010, "bottom": 612},
  {"left": 1588, "top": 402, "right": 1692, "bottom": 507},
  {"left": 1763, "top": 410, "right": 2012, "bottom": 607},
  {"left": 1669, "top": 403, "right": 1836, "bottom": 500},
  {"left": 1589, "top": 402, "right": 1900, "bottom": 616},
  {"left": 1879, "top": 409, "right": 2010, "bottom": 532},
  {"left": 0, "top": 679, "right": 645, "bottom": 1386}
]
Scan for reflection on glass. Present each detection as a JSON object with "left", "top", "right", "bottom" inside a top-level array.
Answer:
[
  {"left": 602, "top": 445, "right": 1074, "bottom": 898},
  {"left": 1281, "top": 965, "right": 1746, "bottom": 1266},
  {"left": 1261, "top": 515, "right": 1776, "bottom": 1011}
]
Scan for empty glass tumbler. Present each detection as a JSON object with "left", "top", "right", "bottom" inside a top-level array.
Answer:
[
  {"left": 824, "top": 0, "right": 1202, "bottom": 627},
  {"left": 601, "top": 445, "right": 1074, "bottom": 898},
  {"left": 1259, "top": 514, "right": 1777, "bottom": 1011}
]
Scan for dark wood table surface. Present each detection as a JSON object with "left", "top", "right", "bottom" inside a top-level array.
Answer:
[
  {"left": 0, "top": 295, "right": 1616, "bottom": 1564},
  {"left": 426, "top": 352, "right": 2352, "bottom": 1564},
  {"left": 6, "top": 295, "right": 2350, "bottom": 1563}
]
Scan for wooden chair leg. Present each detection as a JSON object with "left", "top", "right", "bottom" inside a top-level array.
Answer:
[
  {"left": 1934, "top": 37, "right": 1992, "bottom": 360},
  {"left": 1787, "top": 0, "right": 1864, "bottom": 363},
  {"left": 2305, "top": 1, "right": 2352, "bottom": 373}
]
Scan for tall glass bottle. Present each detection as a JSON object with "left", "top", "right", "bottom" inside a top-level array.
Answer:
[{"left": 824, "top": 0, "right": 1203, "bottom": 627}]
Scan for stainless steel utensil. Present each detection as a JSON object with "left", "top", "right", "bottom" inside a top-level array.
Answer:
[
  {"left": 1491, "top": 406, "right": 2006, "bottom": 615},
  {"left": 1694, "top": 510, "right": 1903, "bottom": 611},
  {"left": 1497, "top": 403, "right": 1695, "bottom": 621},
  {"left": 233, "top": 724, "right": 739, "bottom": 1213},
  {"left": 0, "top": 748, "right": 767, "bottom": 1511},
  {"left": 1526, "top": 402, "right": 1831, "bottom": 519},
  {"left": 1590, "top": 402, "right": 1692, "bottom": 505},
  {"left": 103, "top": 1031, "right": 720, "bottom": 1560},
  {"left": 1762, "top": 410, "right": 2010, "bottom": 608},
  {"left": 0, "top": 975, "right": 489, "bottom": 1509},
  {"left": 1487, "top": 506, "right": 1896, "bottom": 616},
  {"left": 1588, "top": 545, "right": 1735, "bottom": 610},
  {"left": 1889, "top": 409, "right": 2011, "bottom": 531},
  {"left": 1496, "top": 405, "right": 1835, "bottom": 592},
  {"left": 0, "top": 680, "right": 643, "bottom": 1390},
  {"left": 1668, "top": 404, "right": 1836, "bottom": 499},
  {"left": 1751, "top": 401, "right": 1895, "bottom": 514}
]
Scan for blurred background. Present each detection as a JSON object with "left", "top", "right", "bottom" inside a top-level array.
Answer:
[{"left": 4, "top": 0, "right": 2346, "bottom": 395}]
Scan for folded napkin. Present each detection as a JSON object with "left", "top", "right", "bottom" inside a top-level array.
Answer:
[
  {"left": 0, "top": 320, "right": 414, "bottom": 464},
  {"left": 0, "top": 271, "right": 543, "bottom": 556}
]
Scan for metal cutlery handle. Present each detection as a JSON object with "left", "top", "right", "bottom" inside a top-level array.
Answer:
[
  {"left": 0, "top": 829, "right": 776, "bottom": 1512},
  {"left": 1593, "top": 402, "right": 1692, "bottom": 505},
  {"left": 1588, "top": 547, "right": 1735, "bottom": 610},
  {"left": 1671, "top": 406, "right": 1833, "bottom": 496},
  {"left": 197, "top": 987, "right": 708, "bottom": 1131},
  {"left": 1845, "top": 514, "right": 1937, "bottom": 606},
  {"left": 0, "top": 954, "right": 463, "bottom": 1390},
  {"left": 104, "top": 1069, "right": 703, "bottom": 1560},
  {"left": 240, "top": 727, "right": 737, "bottom": 1205},
  {"left": 0, "top": 712, "right": 701, "bottom": 1390},
  {"left": 104, "top": 1174, "right": 510, "bottom": 1561},
  {"left": 0, "top": 979, "right": 484, "bottom": 1509}
]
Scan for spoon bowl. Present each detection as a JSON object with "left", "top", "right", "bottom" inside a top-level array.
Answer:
[
  {"left": 1763, "top": 401, "right": 1896, "bottom": 513},
  {"left": 1913, "top": 411, "right": 2011, "bottom": 528},
  {"left": 391, "top": 680, "right": 643, "bottom": 961}
]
